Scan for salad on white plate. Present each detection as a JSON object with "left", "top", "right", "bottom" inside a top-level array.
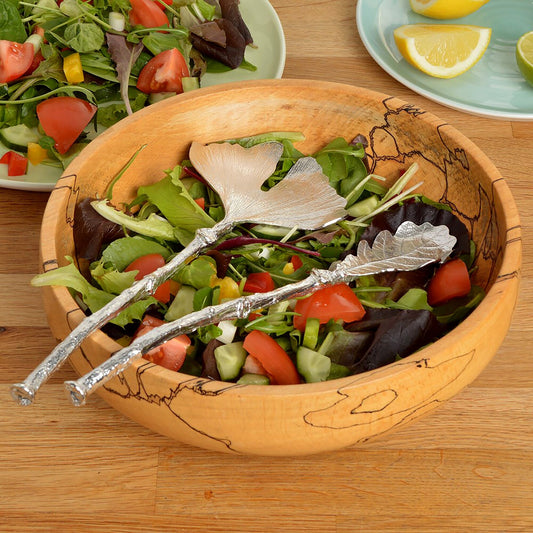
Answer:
[{"left": 0, "top": 0, "right": 282, "bottom": 190}]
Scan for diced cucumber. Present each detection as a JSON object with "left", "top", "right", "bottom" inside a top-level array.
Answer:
[
  {"left": 148, "top": 92, "right": 176, "bottom": 104},
  {"left": 296, "top": 346, "right": 331, "bottom": 383},
  {"left": 165, "top": 285, "right": 196, "bottom": 321},
  {"left": 250, "top": 224, "right": 298, "bottom": 240},
  {"left": 0, "top": 124, "right": 40, "bottom": 151},
  {"left": 214, "top": 341, "right": 247, "bottom": 381},
  {"left": 237, "top": 373, "right": 270, "bottom": 385},
  {"left": 182, "top": 77, "right": 200, "bottom": 92}
]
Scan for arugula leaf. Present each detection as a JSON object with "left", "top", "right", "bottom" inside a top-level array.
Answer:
[
  {"left": 142, "top": 30, "right": 191, "bottom": 59},
  {"left": 91, "top": 200, "right": 181, "bottom": 242}
]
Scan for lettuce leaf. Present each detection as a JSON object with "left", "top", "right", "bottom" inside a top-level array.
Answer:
[
  {"left": 137, "top": 170, "right": 215, "bottom": 245},
  {"left": 31, "top": 258, "right": 157, "bottom": 327}
]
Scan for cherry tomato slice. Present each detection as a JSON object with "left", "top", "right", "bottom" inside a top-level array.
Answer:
[
  {"left": 293, "top": 283, "right": 366, "bottom": 332},
  {"left": 427, "top": 258, "right": 471, "bottom": 306},
  {"left": 136, "top": 48, "right": 189, "bottom": 93},
  {"left": 243, "top": 330, "right": 300, "bottom": 385},
  {"left": 124, "top": 253, "right": 172, "bottom": 304},
  {"left": 25, "top": 50, "right": 44, "bottom": 75},
  {"left": 244, "top": 272, "right": 275, "bottom": 293},
  {"left": 129, "top": 0, "right": 169, "bottom": 28},
  {"left": 134, "top": 316, "right": 191, "bottom": 372},
  {"left": 36, "top": 96, "right": 97, "bottom": 154},
  {"left": 194, "top": 197, "right": 205, "bottom": 210},
  {"left": 290, "top": 255, "right": 303, "bottom": 271},
  {"left": 0, "top": 151, "right": 28, "bottom": 176},
  {"left": 0, "top": 40, "right": 35, "bottom": 83},
  {"left": 154, "top": 0, "right": 173, "bottom": 9}
]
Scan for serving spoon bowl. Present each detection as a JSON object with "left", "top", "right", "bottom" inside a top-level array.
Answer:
[{"left": 24, "top": 80, "right": 521, "bottom": 455}]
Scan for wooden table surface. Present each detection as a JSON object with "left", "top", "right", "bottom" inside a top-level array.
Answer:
[{"left": 1, "top": 1, "right": 531, "bottom": 531}]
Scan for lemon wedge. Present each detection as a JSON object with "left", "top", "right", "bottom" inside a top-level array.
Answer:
[
  {"left": 516, "top": 31, "right": 533, "bottom": 87},
  {"left": 410, "top": 0, "right": 490, "bottom": 20},
  {"left": 394, "top": 24, "right": 491, "bottom": 78}
]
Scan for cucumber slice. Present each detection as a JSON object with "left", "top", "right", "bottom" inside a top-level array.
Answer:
[
  {"left": 237, "top": 373, "right": 270, "bottom": 385},
  {"left": 182, "top": 77, "right": 200, "bottom": 92},
  {"left": 0, "top": 124, "right": 40, "bottom": 151},
  {"left": 165, "top": 285, "right": 196, "bottom": 321},
  {"left": 214, "top": 341, "right": 247, "bottom": 381}
]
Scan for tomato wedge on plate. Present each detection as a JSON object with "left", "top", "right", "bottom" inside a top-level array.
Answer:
[
  {"left": 136, "top": 48, "right": 189, "bottom": 93},
  {"left": 36, "top": 96, "right": 97, "bottom": 154},
  {"left": 0, "top": 151, "right": 28, "bottom": 176},
  {"left": 129, "top": 0, "right": 169, "bottom": 28},
  {"left": 134, "top": 315, "right": 191, "bottom": 372},
  {"left": 293, "top": 284, "right": 366, "bottom": 332},
  {"left": 0, "top": 40, "right": 34, "bottom": 83},
  {"left": 124, "top": 253, "right": 172, "bottom": 304}
]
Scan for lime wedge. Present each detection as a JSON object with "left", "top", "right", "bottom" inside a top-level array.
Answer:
[{"left": 516, "top": 31, "right": 533, "bottom": 87}]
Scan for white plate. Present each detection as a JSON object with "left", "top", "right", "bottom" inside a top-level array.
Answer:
[
  {"left": 356, "top": 0, "right": 533, "bottom": 120},
  {"left": 0, "top": 0, "right": 286, "bottom": 192}
]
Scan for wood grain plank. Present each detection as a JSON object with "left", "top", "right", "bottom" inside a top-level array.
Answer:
[
  {"left": 154, "top": 448, "right": 532, "bottom": 520},
  {"left": 0, "top": 445, "right": 159, "bottom": 514},
  {"left": 1, "top": 0, "right": 531, "bottom": 530}
]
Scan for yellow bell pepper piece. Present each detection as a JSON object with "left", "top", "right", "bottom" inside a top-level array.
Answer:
[
  {"left": 27, "top": 142, "right": 49, "bottom": 166},
  {"left": 210, "top": 276, "right": 241, "bottom": 300},
  {"left": 63, "top": 53, "right": 84, "bottom": 84},
  {"left": 282, "top": 262, "right": 295, "bottom": 275}
]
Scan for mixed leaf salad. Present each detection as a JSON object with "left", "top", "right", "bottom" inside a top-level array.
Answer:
[
  {"left": 32, "top": 132, "right": 485, "bottom": 386},
  {"left": 0, "top": 0, "right": 254, "bottom": 178}
]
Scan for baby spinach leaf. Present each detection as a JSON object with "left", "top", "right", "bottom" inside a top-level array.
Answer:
[{"left": 0, "top": 1, "right": 27, "bottom": 43}]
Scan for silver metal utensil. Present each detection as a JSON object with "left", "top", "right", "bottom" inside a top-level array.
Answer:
[
  {"left": 64, "top": 221, "right": 456, "bottom": 406},
  {"left": 11, "top": 141, "right": 347, "bottom": 406}
]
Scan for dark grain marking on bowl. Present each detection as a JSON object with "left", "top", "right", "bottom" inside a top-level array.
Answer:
[
  {"left": 65, "top": 307, "right": 85, "bottom": 332},
  {"left": 100, "top": 362, "right": 241, "bottom": 453},
  {"left": 495, "top": 270, "right": 520, "bottom": 283},
  {"left": 42, "top": 258, "right": 59, "bottom": 272},
  {"left": 301, "top": 349, "right": 475, "bottom": 432},
  {"left": 368, "top": 103, "right": 505, "bottom": 291},
  {"left": 49, "top": 173, "right": 80, "bottom": 228}
]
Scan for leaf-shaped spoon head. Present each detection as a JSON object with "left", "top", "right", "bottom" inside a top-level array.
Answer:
[{"left": 189, "top": 141, "right": 347, "bottom": 230}]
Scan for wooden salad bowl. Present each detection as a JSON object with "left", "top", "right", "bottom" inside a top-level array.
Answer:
[{"left": 39, "top": 80, "right": 521, "bottom": 455}]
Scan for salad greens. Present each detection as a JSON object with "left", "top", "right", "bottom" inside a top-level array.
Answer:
[
  {"left": 32, "top": 132, "right": 485, "bottom": 385},
  {"left": 0, "top": 0, "right": 255, "bottom": 175}
]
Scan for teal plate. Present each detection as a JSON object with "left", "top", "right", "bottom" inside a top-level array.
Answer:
[
  {"left": 0, "top": 0, "right": 285, "bottom": 192},
  {"left": 356, "top": 0, "right": 533, "bottom": 120}
]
